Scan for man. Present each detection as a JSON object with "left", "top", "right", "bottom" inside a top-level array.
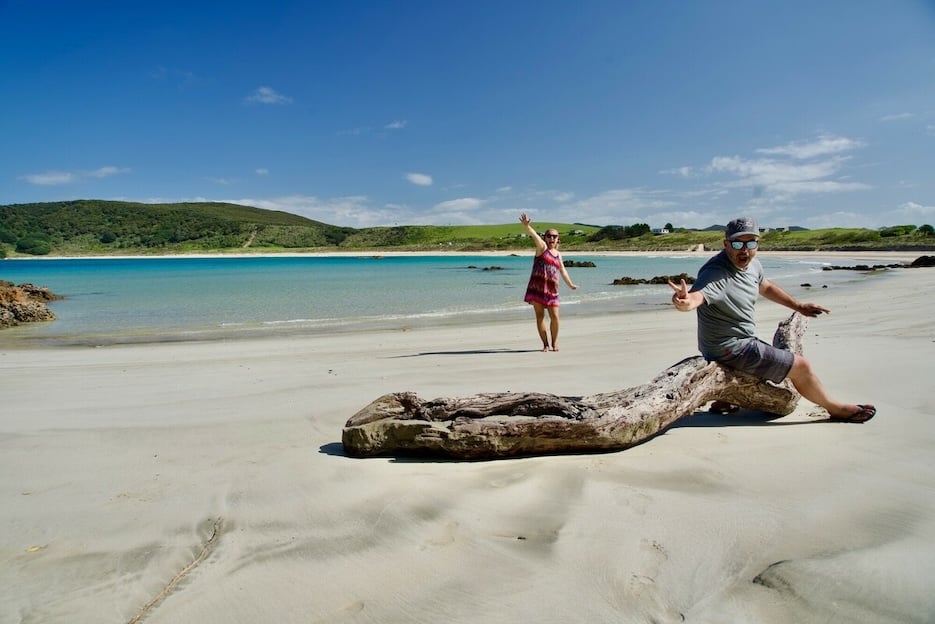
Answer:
[{"left": 668, "top": 217, "right": 875, "bottom": 422}]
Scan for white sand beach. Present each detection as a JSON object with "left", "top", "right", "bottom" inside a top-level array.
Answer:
[{"left": 2, "top": 254, "right": 934, "bottom": 623}]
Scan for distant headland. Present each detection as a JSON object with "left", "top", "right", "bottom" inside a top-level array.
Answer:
[{"left": 2, "top": 199, "right": 933, "bottom": 257}]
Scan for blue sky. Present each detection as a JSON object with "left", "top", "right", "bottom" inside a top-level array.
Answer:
[{"left": 2, "top": 1, "right": 934, "bottom": 230}]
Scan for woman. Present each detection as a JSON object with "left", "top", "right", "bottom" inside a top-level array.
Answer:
[{"left": 519, "top": 212, "right": 578, "bottom": 351}]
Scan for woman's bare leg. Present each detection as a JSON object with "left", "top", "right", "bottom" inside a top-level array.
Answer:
[
  {"left": 547, "top": 306, "right": 560, "bottom": 351},
  {"left": 532, "top": 303, "right": 550, "bottom": 351}
]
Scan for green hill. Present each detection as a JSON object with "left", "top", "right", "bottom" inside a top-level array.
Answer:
[
  {"left": 1, "top": 200, "right": 932, "bottom": 257},
  {"left": 0, "top": 199, "right": 355, "bottom": 255},
  {"left": 0, "top": 200, "right": 606, "bottom": 255}
]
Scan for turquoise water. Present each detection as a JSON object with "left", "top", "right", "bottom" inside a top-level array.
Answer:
[{"left": 0, "top": 253, "right": 846, "bottom": 346}]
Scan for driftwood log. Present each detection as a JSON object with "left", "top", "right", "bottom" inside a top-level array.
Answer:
[{"left": 342, "top": 313, "right": 808, "bottom": 459}]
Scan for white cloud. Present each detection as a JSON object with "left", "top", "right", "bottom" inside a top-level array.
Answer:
[
  {"left": 406, "top": 172, "right": 433, "bottom": 186},
  {"left": 641, "top": 209, "right": 720, "bottom": 229},
  {"left": 244, "top": 86, "right": 293, "bottom": 105},
  {"left": 801, "top": 210, "right": 870, "bottom": 229},
  {"left": 384, "top": 120, "right": 407, "bottom": 129},
  {"left": 168, "top": 194, "right": 491, "bottom": 227},
  {"left": 508, "top": 189, "right": 674, "bottom": 227},
  {"left": 88, "top": 166, "right": 130, "bottom": 178},
  {"left": 660, "top": 166, "right": 694, "bottom": 177},
  {"left": 433, "top": 197, "right": 484, "bottom": 212},
  {"left": 710, "top": 155, "right": 845, "bottom": 185},
  {"left": 880, "top": 112, "right": 914, "bottom": 121},
  {"left": 133, "top": 129, "right": 884, "bottom": 230},
  {"left": 19, "top": 166, "right": 130, "bottom": 185},
  {"left": 756, "top": 134, "right": 863, "bottom": 159},
  {"left": 768, "top": 180, "right": 870, "bottom": 194},
  {"left": 706, "top": 134, "right": 870, "bottom": 201},
  {"left": 569, "top": 189, "right": 674, "bottom": 213},
  {"left": 884, "top": 201, "right": 935, "bottom": 222},
  {"left": 225, "top": 195, "right": 390, "bottom": 227},
  {"left": 255, "top": 168, "right": 269, "bottom": 175},
  {"left": 19, "top": 171, "right": 76, "bottom": 185}
]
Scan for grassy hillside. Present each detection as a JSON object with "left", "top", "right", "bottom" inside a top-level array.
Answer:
[
  {"left": 1, "top": 200, "right": 932, "bottom": 256},
  {"left": 339, "top": 222, "right": 601, "bottom": 251},
  {"left": 0, "top": 200, "right": 354, "bottom": 255}
]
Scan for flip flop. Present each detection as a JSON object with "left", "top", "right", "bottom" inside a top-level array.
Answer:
[
  {"left": 830, "top": 404, "right": 876, "bottom": 423},
  {"left": 709, "top": 401, "right": 740, "bottom": 415}
]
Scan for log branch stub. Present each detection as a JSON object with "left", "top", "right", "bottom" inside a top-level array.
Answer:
[{"left": 342, "top": 313, "right": 808, "bottom": 459}]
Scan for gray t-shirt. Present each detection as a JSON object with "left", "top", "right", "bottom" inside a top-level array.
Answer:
[{"left": 691, "top": 251, "right": 764, "bottom": 359}]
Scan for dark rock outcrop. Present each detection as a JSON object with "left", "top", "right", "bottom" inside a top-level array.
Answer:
[
  {"left": 821, "top": 263, "right": 903, "bottom": 271},
  {"left": 0, "top": 281, "right": 62, "bottom": 328},
  {"left": 612, "top": 272, "right": 695, "bottom": 286},
  {"left": 822, "top": 256, "right": 935, "bottom": 271}
]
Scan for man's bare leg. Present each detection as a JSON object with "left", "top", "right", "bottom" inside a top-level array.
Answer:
[{"left": 787, "top": 355, "right": 875, "bottom": 421}]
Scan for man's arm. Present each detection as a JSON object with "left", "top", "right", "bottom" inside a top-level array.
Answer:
[
  {"left": 759, "top": 278, "right": 829, "bottom": 317},
  {"left": 668, "top": 278, "right": 704, "bottom": 312}
]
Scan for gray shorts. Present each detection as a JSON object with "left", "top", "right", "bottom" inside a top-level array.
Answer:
[{"left": 714, "top": 339, "right": 794, "bottom": 383}]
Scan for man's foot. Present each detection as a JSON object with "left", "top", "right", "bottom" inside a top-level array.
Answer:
[
  {"left": 829, "top": 404, "right": 876, "bottom": 423},
  {"left": 551, "top": 345, "right": 559, "bottom": 352},
  {"left": 709, "top": 401, "right": 740, "bottom": 414},
  {"left": 541, "top": 344, "right": 551, "bottom": 352}
]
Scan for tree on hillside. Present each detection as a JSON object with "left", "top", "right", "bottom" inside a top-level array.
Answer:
[
  {"left": 588, "top": 223, "right": 652, "bottom": 242},
  {"left": 918, "top": 224, "right": 934, "bottom": 236},
  {"left": 879, "top": 225, "right": 916, "bottom": 237},
  {"left": 15, "top": 235, "right": 52, "bottom": 255}
]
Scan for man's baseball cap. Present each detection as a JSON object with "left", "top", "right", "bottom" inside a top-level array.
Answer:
[{"left": 725, "top": 217, "right": 760, "bottom": 240}]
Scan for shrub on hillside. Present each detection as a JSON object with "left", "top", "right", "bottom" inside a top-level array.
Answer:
[
  {"left": 16, "top": 235, "right": 52, "bottom": 255},
  {"left": 880, "top": 225, "right": 916, "bottom": 237},
  {"left": 818, "top": 229, "right": 881, "bottom": 245}
]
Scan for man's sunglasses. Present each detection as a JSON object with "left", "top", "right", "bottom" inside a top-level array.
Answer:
[
  {"left": 729, "top": 240, "right": 758, "bottom": 250},
  {"left": 545, "top": 234, "right": 559, "bottom": 239}
]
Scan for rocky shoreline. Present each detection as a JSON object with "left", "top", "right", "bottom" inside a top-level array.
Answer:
[
  {"left": 610, "top": 255, "right": 935, "bottom": 287},
  {"left": 0, "top": 281, "right": 61, "bottom": 328},
  {"left": 821, "top": 254, "right": 935, "bottom": 271}
]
